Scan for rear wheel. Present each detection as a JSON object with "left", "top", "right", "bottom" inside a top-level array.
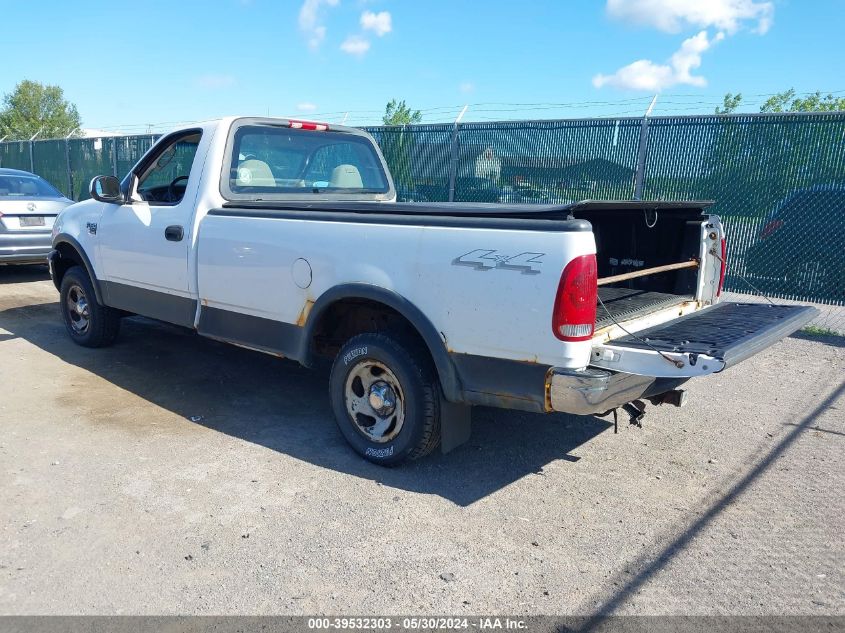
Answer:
[
  {"left": 329, "top": 333, "right": 441, "bottom": 466},
  {"left": 59, "top": 266, "right": 121, "bottom": 347}
]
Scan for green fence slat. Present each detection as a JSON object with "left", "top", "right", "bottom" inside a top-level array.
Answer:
[
  {"left": 0, "top": 141, "right": 31, "bottom": 172},
  {"left": 641, "top": 114, "right": 845, "bottom": 305}
]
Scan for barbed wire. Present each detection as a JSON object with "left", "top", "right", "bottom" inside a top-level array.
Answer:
[{"left": 5, "top": 89, "right": 843, "bottom": 139}]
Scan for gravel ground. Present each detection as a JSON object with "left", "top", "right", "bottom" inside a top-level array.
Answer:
[{"left": 0, "top": 265, "right": 842, "bottom": 616}]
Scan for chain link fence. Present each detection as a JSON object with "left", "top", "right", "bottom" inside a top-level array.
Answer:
[{"left": 1, "top": 113, "right": 843, "bottom": 332}]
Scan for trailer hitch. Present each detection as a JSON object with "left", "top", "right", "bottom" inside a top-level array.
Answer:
[
  {"left": 600, "top": 390, "right": 687, "bottom": 433},
  {"left": 600, "top": 399, "right": 647, "bottom": 434},
  {"left": 622, "top": 400, "right": 647, "bottom": 428}
]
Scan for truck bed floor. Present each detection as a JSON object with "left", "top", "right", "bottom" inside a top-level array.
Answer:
[{"left": 596, "top": 287, "right": 693, "bottom": 329}]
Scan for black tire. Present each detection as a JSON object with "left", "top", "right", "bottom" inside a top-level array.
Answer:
[
  {"left": 329, "top": 333, "right": 441, "bottom": 466},
  {"left": 59, "top": 266, "right": 121, "bottom": 348}
]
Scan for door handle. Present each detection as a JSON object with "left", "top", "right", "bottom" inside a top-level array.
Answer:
[{"left": 165, "top": 225, "right": 184, "bottom": 242}]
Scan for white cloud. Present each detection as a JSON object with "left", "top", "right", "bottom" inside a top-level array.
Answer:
[
  {"left": 340, "top": 35, "right": 371, "bottom": 56},
  {"left": 606, "top": 0, "right": 773, "bottom": 34},
  {"left": 297, "top": 102, "right": 318, "bottom": 112},
  {"left": 299, "top": 0, "right": 340, "bottom": 49},
  {"left": 593, "top": 30, "right": 723, "bottom": 91},
  {"left": 193, "top": 74, "right": 237, "bottom": 90},
  {"left": 360, "top": 10, "right": 392, "bottom": 36},
  {"left": 459, "top": 81, "right": 475, "bottom": 94}
]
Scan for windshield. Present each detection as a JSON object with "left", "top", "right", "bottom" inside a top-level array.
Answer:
[
  {"left": 0, "top": 174, "right": 64, "bottom": 198},
  {"left": 227, "top": 125, "right": 389, "bottom": 195}
]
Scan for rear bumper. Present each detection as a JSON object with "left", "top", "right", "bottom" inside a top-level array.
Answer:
[
  {"left": 0, "top": 232, "right": 52, "bottom": 264},
  {"left": 550, "top": 302, "right": 819, "bottom": 415},
  {"left": 548, "top": 368, "right": 678, "bottom": 415}
]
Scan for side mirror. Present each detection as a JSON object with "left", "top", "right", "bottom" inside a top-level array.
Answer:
[{"left": 90, "top": 175, "right": 123, "bottom": 204}]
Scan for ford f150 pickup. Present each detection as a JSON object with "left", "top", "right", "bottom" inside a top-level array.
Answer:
[{"left": 48, "top": 117, "right": 818, "bottom": 465}]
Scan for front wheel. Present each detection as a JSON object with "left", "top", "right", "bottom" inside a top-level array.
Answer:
[
  {"left": 329, "top": 333, "right": 441, "bottom": 466},
  {"left": 59, "top": 266, "right": 121, "bottom": 347}
]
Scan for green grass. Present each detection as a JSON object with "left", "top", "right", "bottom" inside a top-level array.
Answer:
[{"left": 801, "top": 325, "right": 845, "bottom": 338}]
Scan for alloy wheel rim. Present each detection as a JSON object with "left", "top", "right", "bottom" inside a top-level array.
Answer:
[{"left": 66, "top": 284, "right": 90, "bottom": 334}]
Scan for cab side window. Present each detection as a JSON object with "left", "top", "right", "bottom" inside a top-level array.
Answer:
[{"left": 136, "top": 132, "right": 202, "bottom": 204}]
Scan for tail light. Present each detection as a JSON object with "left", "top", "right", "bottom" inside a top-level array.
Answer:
[
  {"left": 288, "top": 119, "right": 329, "bottom": 131},
  {"left": 759, "top": 219, "right": 783, "bottom": 240},
  {"left": 716, "top": 236, "right": 727, "bottom": 297},
  {"left": 552, "top": 254, "right": 597, "bottom": 341}
]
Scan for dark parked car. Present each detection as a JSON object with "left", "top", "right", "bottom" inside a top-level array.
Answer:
[
  {"left": 394, "top": 185, "right": 430, "bottom": 202},
  {"left": 745, "top": 185, "right": 845, "bottom": 301},
  {"left": 0, "top": 168, "right": 73, "bottom": 264},
  {"left": 453, "top": 177, "right": 503, "bottom": 203}
]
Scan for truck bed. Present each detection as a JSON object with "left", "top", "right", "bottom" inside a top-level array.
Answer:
[{"left": 595, "top": 287, "right": 694, "bottom": 330}]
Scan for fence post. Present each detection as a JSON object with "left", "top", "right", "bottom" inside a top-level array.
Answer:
[
  {"left": 65, "top": 138, "right": 73, "bottom": 200},
  {"left": 28, "top": 128, "right": 42, "bottom": 174},
  {"left": 447, "top": 105, "right": 469, "bottom": 203},
  {"left": 633, "top": 116, "right": 650, "bottom": 200},
  {"left": 447, "top": 123, "right": 460, "bottom": 202},
  {"left": 112, "top": 138, "right": 119, "bottom": 176}
]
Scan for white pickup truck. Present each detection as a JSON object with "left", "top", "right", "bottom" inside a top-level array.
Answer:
[{"left": 48, "top": 116, "right": 817, "bottom": 465}]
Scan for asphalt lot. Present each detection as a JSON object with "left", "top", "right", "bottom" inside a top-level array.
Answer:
[{"left": 0, "top": 265, "right": 842, "bottom": 616}]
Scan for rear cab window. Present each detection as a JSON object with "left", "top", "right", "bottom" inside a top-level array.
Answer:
[{"left": 221, "top": 119, "right": 393, "bottom": 202}]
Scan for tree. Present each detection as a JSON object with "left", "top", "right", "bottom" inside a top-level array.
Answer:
[
  {"left": 379, "top": 100, "right": 423, "bottom": 194},
  {"left": 382, "top": 99, "right": 422, "bottom": 126},
  {"left": 715, "top": 92, "right": 743, "bottom": 114},
  {"left": 0, "top": 80, "right": 82, "bottom": 140},
  {"left": 761, "top": 89, "right": 845, "bottom": 113},
  {"left": 716, "top": 88, "right": 845, "bottom": 114},
  {"left": 703, "top": 86, "right": 845, "bottom": 226},
  {"left": 759, "top": 89, "right": 797, "bottom": 113}
]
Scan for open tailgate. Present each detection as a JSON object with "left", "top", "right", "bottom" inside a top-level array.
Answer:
[{"left": 590, "top": 303, "right": 819, "bottom": 378}]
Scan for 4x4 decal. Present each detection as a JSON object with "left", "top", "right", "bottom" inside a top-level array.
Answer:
[{"left": 452, "top": 249, "right": 544, "bottom": 275}]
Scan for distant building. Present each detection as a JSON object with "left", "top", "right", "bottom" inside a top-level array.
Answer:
[
  {"left": 502, "top": 156, "right": 635, "bottom": 190},
  {"left": 81, "top": 128, "right": 123, "bottom": 138},
  {"left": 474, "top": 147, "right": 502, "bottom": 181}
]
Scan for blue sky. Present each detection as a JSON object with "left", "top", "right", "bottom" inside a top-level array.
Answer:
[{"left": 1, "top": 0, "right": 843, "bottom": 132}]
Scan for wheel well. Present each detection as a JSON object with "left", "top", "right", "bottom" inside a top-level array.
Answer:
[
  {"left": 52, "top": 242, "right": 85, "bottom": 290},
  {"left": 310, "top": 298, "right": 431, "bottom": 364}
]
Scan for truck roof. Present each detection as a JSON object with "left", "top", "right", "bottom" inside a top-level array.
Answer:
[{"left": 169, "top": 116, "right": 363, "bottom": 137}]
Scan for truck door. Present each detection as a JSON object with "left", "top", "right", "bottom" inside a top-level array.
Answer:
[{"left": 97, "top": 130, "right": 206, "bottom": 326}]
